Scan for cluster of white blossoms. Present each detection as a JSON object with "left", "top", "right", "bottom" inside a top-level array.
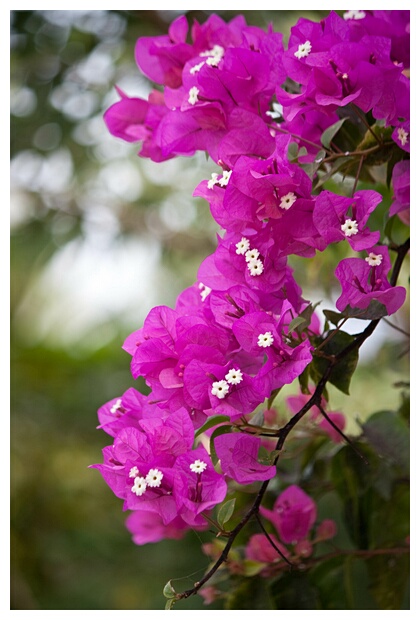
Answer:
[
  {"left": 235, "top": 236, "right": 264, "bottom": 276},
  {"left": 130, "top": 467, "right": 164, "bottom": 496},
  {"left": 365, "top": 252, "right": 383, "bottom": 267},
  {"left": 341, "top": 218, "right": 359, "bottom": 237},
  {"left": 207, "top": 169, "right": 232, "bottom": 189},
  {"left": 190, "top": 44, "right": 225, "bottom": 75},
  {"left": 211, "top": 367, "right": 244, "bottom": 400},
  {"left": 294, "top": 40, "right": 312, "bottom": 59},
  {"left": 343, "top": 10, "right": 366, "bottom": 20}
]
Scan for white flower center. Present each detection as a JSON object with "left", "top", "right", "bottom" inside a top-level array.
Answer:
[
  {"left": 294, "top": 40, "right": 312, "bottom": 59},
  {"left": 365, "top": 252, "right": 383, "bottom": 267},
  {"left": 245, "top": 248, "right": 260, "bottom": 262},
  {"left": 280, "top": 192, "right": 297, "bottom": 210},
  {"left": 247, "top": 258, "right": 264, "bottom": 276},
  {"left": 190, "top": 61, "right": 205, "bottom": 74},
  {"left": 190, "top": 459, "right": 207, "bottom": 474},
  {"left": 211, "top": 379, "right": 230, "bottom": 399},
  {"left": 236, "top": 237, "right": 250, "bottom": 255},
  {"left": 110, "top": 398, "right": 122, "bottom": 414},
  {"left": 207, "top": 173, "right": 220, "bottom": 189},
  {"left": 343, "top": 10, "right": 366, "bottom": 20},
  {"left": 131, "top": 476, "right": 147, "bottom": 496},
  {"left": 188, "top": 86, "right": 200, "bottom": 105},
  {"left": 200, "top": 45, "right": 224, "bottom": 60},
  {"left": 397, "top": 127, "right": 409, "bottom": 146},
  {"left": 225, "top": 368, "right": 243, "bottom": 385},
  {"left": 258, "top": 332, "right": 274, "bottom": 348},
  {"left": 129, "top": 466, "right": 139, "bottom": 479},
  {"left": 341, "top": 218, "right": 359, "bottom": 237},
  {"left": 198, "top": 282, "right": 211, "bottom": 301},
  {"left": 219, "top": 170, "right": 232, "bottom": 187},
  {"left": 145, "top": 468, "right": 164, "bottom": 488}
]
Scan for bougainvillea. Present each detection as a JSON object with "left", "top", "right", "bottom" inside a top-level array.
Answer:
[{"left": 91, "top": 10, "right": 409, "bottom": 610}]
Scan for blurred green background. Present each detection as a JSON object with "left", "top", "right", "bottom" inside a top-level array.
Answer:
[{"left": 10, "top": 10, "right": 409, "bottom": 610}]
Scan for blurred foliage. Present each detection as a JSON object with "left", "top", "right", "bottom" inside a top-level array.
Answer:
[{"left": 10, "top": 9, "right": 409, "bottom": 611}]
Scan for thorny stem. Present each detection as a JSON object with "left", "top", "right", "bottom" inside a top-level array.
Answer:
[{"left": 176, "top": 238, "right": 410, "bottom": 604}]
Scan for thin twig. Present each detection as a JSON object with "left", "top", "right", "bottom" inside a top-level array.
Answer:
[{"left": 255, "top": 512, "right": 293, "bottom": 566}]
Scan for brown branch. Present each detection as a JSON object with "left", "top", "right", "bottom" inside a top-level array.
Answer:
[{"left": 175, "top": 238, "right": 410, "bottom": 604}]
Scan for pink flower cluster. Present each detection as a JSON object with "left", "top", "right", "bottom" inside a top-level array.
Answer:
[{"left": 92, "top": 11, "right": 409, "bottom": 546}]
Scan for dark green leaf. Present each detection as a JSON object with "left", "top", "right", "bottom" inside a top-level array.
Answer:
[
  {"left": 361, "top": 410, "right": 409, "bottom": 473},
  {"left": 367, "top": 554, "right": 409, "bottom": 610},
  {"left": 194, "top": 415, "right": 231, "bottom": 439},
  {"left": 288, "top": 316, "right": 308, "bottom": 333},
  {"left": 226, "top": 576, "right": 274, "bottom": 609},
  {"left": 217, "top": 498, "right": 236, "bottom": 528},
  {"left": 321, "top": 117, "right": 349, "bottom": 148},
  {"left": 209, "top": 425, "right": 234, "bottom": 466},
  {"left": 313, "top": 330, "right": 359, "bottom": 394},
  {"left": 323, "top": 309, "right": 345, "bottom": 326},
  {"left": 269, "top": 572, "right": 320, "bottom": 610},
  {"left": 342, "top": 300, "right": 388, "bottom": 321}
]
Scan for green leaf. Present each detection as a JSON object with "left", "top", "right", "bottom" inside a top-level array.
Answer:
[
  {"left": 384, "top": 214, "right": 410, "bottom": 245},
  {"left": 209, "top": 425, "right": 234, "bottom": 466},
  {"left": 367, "top": 553, "right": 409, "bottom": 610},
  {"left": 269, "top": 572, "right": 320, "bottom": 609},
  {"left": 194, "top": 415, "right": 231, "bottom": 439},
  {"left": 287, "top": 141, "right": 299, "bottom": 161},
  {"left": 313, "top": 330, "right": 359, "bottom": 394},
  {"left": 323, "top": 309, "right": 345, "bottom": 326},
  {"left": 298, "top": 364, "right": 310, "bottom": 394},
  {"left": 165, "top": 598, "right": 176, "bottom": 610},
  {"left": 288, "top": 316, "right": 308, "bottom": 333},
  {"left": 360, "top": 410, "right": 409, "bottom": 473},
  {"left": 342, "top": 300, "right": 388, "bottom": 321},
  {"left": 226, "top": 576, "right": 274, "bottom": 609},
  {"left": 321, "top": 117, "right": 349, "bottom": 148},
  {"left": 163, "top": 580, "right": 176, "bottom": 598},
  {"left": 217, "top": 498, "right": 236, "bottom": 528}
]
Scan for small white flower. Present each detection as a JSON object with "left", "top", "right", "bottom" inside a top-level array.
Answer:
[
  {"left": 190, "top": 61, "right": 205, "bottom": 74},
  {"left": 258, "top": 332, "right": 274, "bottom": 348},
  {"left": 280, "top": 192, "right": 297, "bottom": 210},
  {"left": 247, "top": 258, "right": 264, "bottom": 276},
  {"left": 294, "top": 40, "right": 312, "bottom": 59},
  {"left": 131, "top": 476, "right": 147, "bottom": 496},
  {"left": 245, "top": 248, "right": 260, "bottom": 263},
  {"left": 225, "top": 368, "right": 243, "bottom": 385},
  {"left": 207, "top": 172, "right": 220, "bottom": 189},
  {"left": 219, "top": 170, "right": 232, "bottom": 187},
  {"left": 190, "top": 460, "right": 207, "bottom": 474},
  {"left": 341, "top": 218, "right": 359, "bottom": 237},
  {"left": 110, "top": 398, "right": 122, "bottom": 414},
  {"left": 200, "top": 45, "right": 224, "bottom": 59},
  {"left": 206, "top": 55, "right": 222, "bottom": 67},
  {"left": 188, "top": 86, "right": 200, "bottom": 105},
  {"left": 211, "top": 379, "right": 230, "bottom": 399},
  {"left": 145, "top": 468, "right": 164, "bottom": 488},
  {"left": 198, "top": 282, "right": 211, "bottom": 301},
  {"left": 397, "top": 127, "right": 409, "bottom": 146},
  {"left": 129, "top": 466, "right": 139, "bottom": 479},
  {"left": 343, "top": 10, "right": 366, "bottom": 20},
  {"left": 236, "top": 237, "right": 250, "bottom": 255},
  {"left": 365, "top": 252, "right": 383, "bottom": 267}
]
